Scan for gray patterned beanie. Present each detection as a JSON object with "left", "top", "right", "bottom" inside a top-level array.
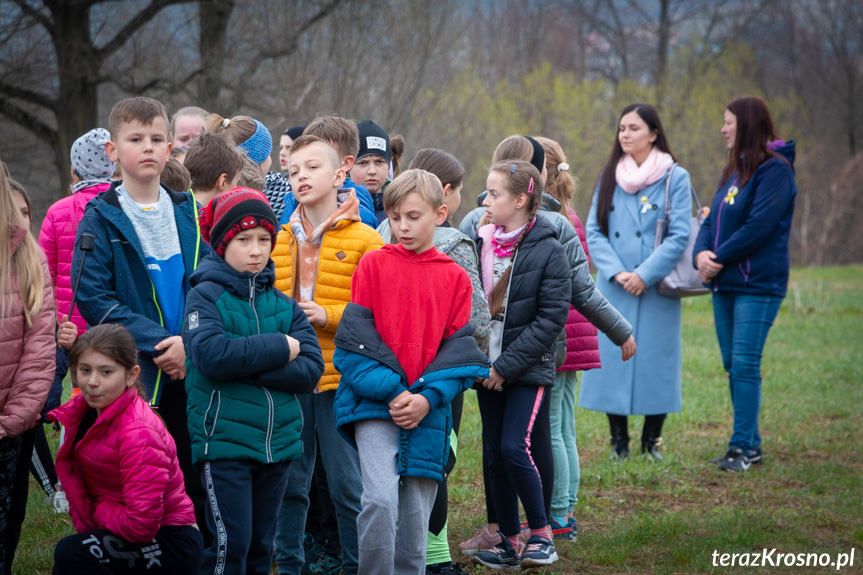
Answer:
[{"left": 70, "top": 128, "right": 116, "bottom": 180}]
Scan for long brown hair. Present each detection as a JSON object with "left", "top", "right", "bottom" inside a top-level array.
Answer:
[
  {"left": 487, "top": 160, "right": 543, "bottom": 316},
  {"left": 723, "top": 96, "right": 783, "bottom": 187},
  {"left": 595, "top": 103, "right": 676, "bottom": 237},
  {"left": 535, "top": 137, "right": 577, "bottom": 216},
  {"left": 1, "top": 167, "right": 45, "bottom": 324},
  {"left": 408, "top": 149, "right": 465, "bottom": 189}
]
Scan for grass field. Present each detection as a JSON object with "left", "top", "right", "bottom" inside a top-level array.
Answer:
[{"left": 14, "top": 265, "right": 863, "bottom": 574}]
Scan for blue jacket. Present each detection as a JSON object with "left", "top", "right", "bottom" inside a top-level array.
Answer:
[
  {"left": 182, "top": 253, "right": 324, "bottom": 466},
  {"left": 333, "top": 303, "right": 489, "bottom": 482},
  {"left": 693, "top": 141, "right": 797, "bottom": 297},
  {"left": 71, "top": 182, "right": 207, "bottom": 405},
  {"left": 277, "top": 176, "right": 378, "bottom": 229}
]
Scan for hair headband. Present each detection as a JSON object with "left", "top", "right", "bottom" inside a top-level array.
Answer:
[{"left": 524, "top": 136, "right": 546, "bottom": 176}]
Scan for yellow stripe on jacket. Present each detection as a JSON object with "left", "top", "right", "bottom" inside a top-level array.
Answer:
[{"left": 272, "top": 219, "right": 383, "bottom": 392}]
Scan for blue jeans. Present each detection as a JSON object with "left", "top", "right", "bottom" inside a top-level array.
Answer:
[
  {"left": 274, "top": 391, "right": 361, "bottom": 575},
  {"left": 712, "top": 292, "right": 783, "bottom": 451},
  {"left": 549, "top": 371, "right": 579, "bottom": 518}
]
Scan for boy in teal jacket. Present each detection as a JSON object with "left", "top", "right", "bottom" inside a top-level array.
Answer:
[{"left": 182, "top": 188, "right": 324, "bottom": 574}]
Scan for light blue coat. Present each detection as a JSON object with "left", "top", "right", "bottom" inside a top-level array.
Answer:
[{"left": 579, "top": 166, "right": 692, "bottom": 415}]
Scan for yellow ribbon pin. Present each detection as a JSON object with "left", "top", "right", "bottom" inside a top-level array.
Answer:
[
  {"left": 640, "top": 196, "right": 650, "bottom": 213},
  {"left": 724, "top": 186, "right": 739, "bottom": 205}
]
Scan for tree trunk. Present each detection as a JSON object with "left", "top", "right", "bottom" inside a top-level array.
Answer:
[{"left": 198, "top": 0, "right": 235, "bottom": 111}]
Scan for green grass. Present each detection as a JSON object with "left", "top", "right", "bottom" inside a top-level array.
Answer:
[{"left": 15, "top": 265, "right": 863, "bottom": 574}]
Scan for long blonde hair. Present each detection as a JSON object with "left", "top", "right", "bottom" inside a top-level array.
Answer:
[
  {"left": 0, "top": 166, "right": 45, "bottom": 324},
  {"left": 534, "top": 137, "right": 578, "bottom": 216}
]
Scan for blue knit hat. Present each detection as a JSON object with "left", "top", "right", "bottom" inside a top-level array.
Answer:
[{"left": 237, "top": 120, "right": 273, "bottom": 166}]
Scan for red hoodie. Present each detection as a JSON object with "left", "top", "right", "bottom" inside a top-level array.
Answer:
[{"left": 351, "top": 243, "right": 471, "bottom": 385}]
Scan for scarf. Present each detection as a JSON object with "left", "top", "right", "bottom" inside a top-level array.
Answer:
[
  {"left": 615, "top": 148, "right": 674, "bottom": 194},
  {"left": 491, "top": 218, "right": 534, "bottom": 258}
]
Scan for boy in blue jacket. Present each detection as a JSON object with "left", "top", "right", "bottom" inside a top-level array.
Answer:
[
  {"left": 333, "top": 169, "right": 489, "bottom": 575},
  {"left": 71, "top": 96, "right": 209, "bottom": 534},
  {"left": 183, "top": 187, "right": 324, "bottom": 574}
]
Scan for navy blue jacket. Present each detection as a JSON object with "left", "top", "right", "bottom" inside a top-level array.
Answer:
[
  {"left": 333, "top": 303, "right": 489, "bottom": 482},
  {"left": 693, "top": 141, "right": 797, "bottom": 297},
  {"left": 71, "top": 182, "right": 207, "bottom": 404}
]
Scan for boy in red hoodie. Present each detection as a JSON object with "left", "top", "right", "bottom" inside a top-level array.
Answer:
[{"left": 332, "top": 169, "right": 489, "bottom": 575}]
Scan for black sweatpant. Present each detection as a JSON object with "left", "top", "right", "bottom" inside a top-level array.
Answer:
[
  {"left": 0, "top": 436, "right": 22, "bottom": 575},
  {"left": 427, "top": 391, "right": 464, "bottom": 536},
  {"left": 52, "top": 525, "right": 203, "bottom": 574}
]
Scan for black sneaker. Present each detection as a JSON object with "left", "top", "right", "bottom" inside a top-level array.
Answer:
[
  {"left": 718, "top": 447, "right": 751, "bottom": 472},
  {"left": 426, "top": 562, "right": 469, "bottom": 574},
  {"left": 747, "top": 447, "right": 763, "bottom": 464},
  {"left": 520, "top": 535, "right": 559, "bottom": 567},
  {"left": 470, "top": 532, "right": 521, "bottom": 571}
]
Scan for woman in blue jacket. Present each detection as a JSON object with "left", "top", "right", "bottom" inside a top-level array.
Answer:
[
  {"left": 694, "top": 96, "right": 796, "bottom": 472},
  {"left": 582, "top": 103, "right": 693, "bottom": 461}
]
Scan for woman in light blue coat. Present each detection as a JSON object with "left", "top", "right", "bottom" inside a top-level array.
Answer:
[{"left": 581, "top": 103, "right": 692, "bottom": 460}]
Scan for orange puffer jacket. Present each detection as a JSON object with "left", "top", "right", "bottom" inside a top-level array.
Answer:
[
  {"left": 0, "top": 225, "right": 55, "bottom": 438},
  {"left": 272, "top": 219, "right": 382, "bottom": 391}
]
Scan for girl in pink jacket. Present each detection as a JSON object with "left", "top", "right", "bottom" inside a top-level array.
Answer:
[
  {"left": 50, "top": 324, "right": 203, "bottom": 574},
  {"left": 0, "top": 163, "right": 56, "bottom": 574}
]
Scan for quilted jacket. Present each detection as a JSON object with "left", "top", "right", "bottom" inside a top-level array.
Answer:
[
  {"left": 183, "top": 253, "right": 324, "bottom": 465},
  {"left": 333, "top": 303, "right": 489, "bottom": 482},
  {"left": 49, "top": 388, "right": 196, "bottom": 543},
  {"left": 38, "top": 182, "right": 109, "bottom": 331},
  {"left": 560, "top": 207, "right": 601, "bottom": 372},
  {"left": 272, "top": 213, "right": 382, "bottom": 392},
  {"left": 0, "top": 225, "right": 55, "bottom": 437}
]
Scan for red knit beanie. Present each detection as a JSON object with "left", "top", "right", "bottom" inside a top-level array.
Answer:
[{"left": 201, "top": 187, "right": 278, "bottom": 257}]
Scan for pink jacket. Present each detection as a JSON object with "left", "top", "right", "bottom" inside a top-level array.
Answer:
[
  {"left": 50, "top": 388, "right": 196, "bottom": 543},
  {"left": 38, "top": 183, "right": 109, "bottom": 332},
  {"left": 0, "top": 225, "right": 55, "bottom": 437},
  {"left": 559, "top": 207, "right": 601, "bottom": 372}
]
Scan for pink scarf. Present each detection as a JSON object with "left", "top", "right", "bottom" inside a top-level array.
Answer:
[{"left": 615, "top": 148, "right": 674, "bottom": 194}]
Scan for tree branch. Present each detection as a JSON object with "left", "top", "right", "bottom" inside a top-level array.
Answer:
[
  {"left": 10, "top": 0, "right": 53, "bottom": 34},
  {"left": 0, "top": 96, "right": 57, "bottom": 146},
  {"left": 0, "top": 81, "right": 56, "bottom": 113},
  {"left": 96, "top": 0, "right": 198, "bottom": 60}
]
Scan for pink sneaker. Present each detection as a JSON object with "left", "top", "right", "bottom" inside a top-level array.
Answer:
[{"left": 459, "top": 525, "right": 498, "bottom": 557}]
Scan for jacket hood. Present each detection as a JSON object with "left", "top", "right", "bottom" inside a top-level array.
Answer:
[
  {"left": 434, "top": 226, "right": 475, "bottom": 256},
  {"left": 769, "top": 139, "right": 796, "bottom": 170},
  {"left": 49, "top": 386, "right": 137, "bottom": 428},
  {"left": 190, "top": 251, "right": 276, "bottom": 298},
  {"left": 380, "top": 242, "right": 454, "bottom": 264},
  {"left": 475, "top": 190, "right": 562, "bottom": 213}
]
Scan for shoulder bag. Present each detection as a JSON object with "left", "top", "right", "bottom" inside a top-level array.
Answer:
[{"left": 653, "top": 165, "right": 711, "bottom": 298}]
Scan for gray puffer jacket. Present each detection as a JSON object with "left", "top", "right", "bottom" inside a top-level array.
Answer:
[{"left": 459, "top": 192, "right": 632, "bottom": 346}]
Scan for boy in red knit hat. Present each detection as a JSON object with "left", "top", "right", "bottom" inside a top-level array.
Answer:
[{"left": 332, "top": 169, "right": 489, "bottom": 575}]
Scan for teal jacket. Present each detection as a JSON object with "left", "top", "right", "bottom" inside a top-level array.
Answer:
[
  {"left": 182, "top": 253, "right": 324, "bottom": 466},
  {"left": 333, "top": 303, "right": 489, "bottom": 482}
]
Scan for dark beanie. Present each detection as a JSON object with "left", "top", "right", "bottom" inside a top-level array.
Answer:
[
  {"left": 285, "top": 125, "right": 305, "bottom": 141},
  {"left": 356, "top": 120, "right": 391, "bottom": 164},
  {"left": 524, "top": 136, "right": 546, "bottom": 176},
  {"left": 201, "top": 187, "right": 278, "bottom": 257}
]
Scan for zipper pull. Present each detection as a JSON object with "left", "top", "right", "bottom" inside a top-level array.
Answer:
[{"left": 204, "top": 443, "right": 209, "bottom": 456}]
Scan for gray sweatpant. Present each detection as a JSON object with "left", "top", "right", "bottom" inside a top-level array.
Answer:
[{"left": 355, "top": 419, "right": 438, "bottom": 575}]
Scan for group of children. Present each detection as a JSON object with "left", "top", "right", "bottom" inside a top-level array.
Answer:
[{"left": 0, "top": 94, "right": 639, "bottom": 575}]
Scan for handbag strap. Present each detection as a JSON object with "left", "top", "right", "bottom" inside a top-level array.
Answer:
[{"left": 663, "top": 163, "right": 703, "bottom": 222}]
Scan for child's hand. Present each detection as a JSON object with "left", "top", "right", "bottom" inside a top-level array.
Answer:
[
  {"left": 285, "top": 335, "right": 301, "bottom": 361},
  {"left": 298, "top": 299, "right": 327, "bottom": 327},
  {"left": 154, "top": 336, "right": 186, "bottom": 380},
  {"left": 57, "top": 315, "right": 78, "bottom": 350},
  {"left": 388, "top": 390, "right": 412, "bottom": 411},
  {"left": 390, "top": 393, "right": 431, "bottom": 430},
  {"left": 481, "top": 366, "right": 505, "bottom": 391},
  {"left": 620, "top": 335, "right": 637, "bottom": 361}
]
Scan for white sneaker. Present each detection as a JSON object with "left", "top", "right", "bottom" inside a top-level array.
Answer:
[{"left": 52, "top": 487, "right": 69, "bottom": 514}]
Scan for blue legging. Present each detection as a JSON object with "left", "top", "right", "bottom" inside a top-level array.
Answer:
[{"left": 477, "top": 385, "right": 549, "bottom": 537}]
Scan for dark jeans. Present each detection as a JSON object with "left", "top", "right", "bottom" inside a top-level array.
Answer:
[
  {"left": 156, "top": 380, "right": 210, "bottom": 548},
  {"left": 275, "top": 391, "right": 361, "bottom": 575},
  {"left": 200, "top": 459, "right": 290, "bottom": 575},
  {"left": 477, "top": 385, "right": 549, "bottom": 536},
  {"left": 52, "top": 525, "right": 203, "bottom": 574},
  {"left": 713, "top": 292, "right": 783, "bottom": 451},
  {"left": 0, "top": 436, "right": 23, "bottom": 574}
]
